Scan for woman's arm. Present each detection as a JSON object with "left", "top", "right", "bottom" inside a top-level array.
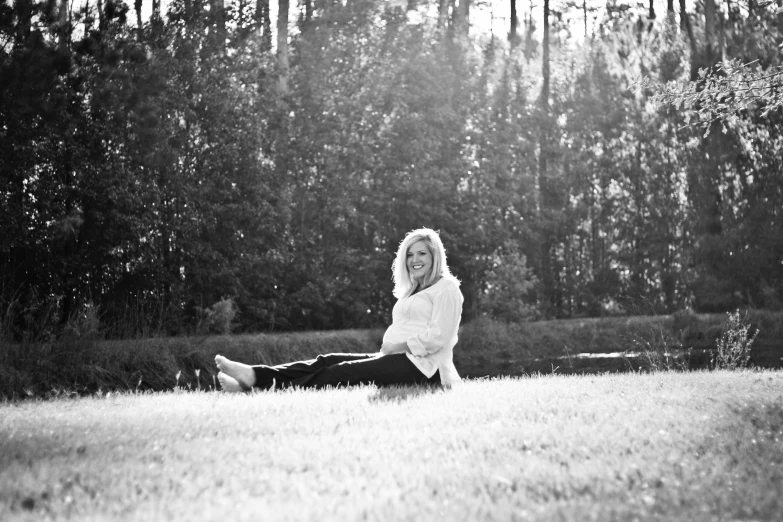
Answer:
[
  {"left": 380, "top": 341, "right": 410, "bottom": 355},
  {"left": 406, "top": 283, "right": 463, "bottom": 357}
]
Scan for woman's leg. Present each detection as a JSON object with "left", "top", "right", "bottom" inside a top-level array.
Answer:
[
  {"left": 283, "top": 353, "right": 439, "bottom": 390},
  {"left": 250, "top": 353, "right": 379, "bottom": 389},
  {"left": 215, "top": 353, "right": 377, "bottom": 390}
]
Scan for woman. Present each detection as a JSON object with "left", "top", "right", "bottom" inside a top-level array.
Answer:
[{"left": 214, "top": 227, "right": 464, "bottom": 391}]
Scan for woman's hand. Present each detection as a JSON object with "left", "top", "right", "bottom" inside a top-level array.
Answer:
[{"left": 380, "top": 341, "right": 410, "bottom": 355}]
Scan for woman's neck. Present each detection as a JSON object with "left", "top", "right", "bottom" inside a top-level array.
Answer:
[{"left": 412, "top": 275, "right": 441, "bottom": 294}]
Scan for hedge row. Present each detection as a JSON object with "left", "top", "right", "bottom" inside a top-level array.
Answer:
[{"left": 2, "top": 311, "right": 781, "bottom": 398}]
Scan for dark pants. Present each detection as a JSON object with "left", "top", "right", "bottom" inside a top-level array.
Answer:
[{"left": 251, "top": 353, "right": 440, "bottom": 390}]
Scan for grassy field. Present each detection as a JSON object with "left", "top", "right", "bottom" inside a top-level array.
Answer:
[{"left": 1, "top": 370, "right": 782, "bottom": 521}]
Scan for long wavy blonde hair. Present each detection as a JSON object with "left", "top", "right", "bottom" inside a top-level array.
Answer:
[{"left": 392, "top": 228, "right": 459, "bottom": 299}]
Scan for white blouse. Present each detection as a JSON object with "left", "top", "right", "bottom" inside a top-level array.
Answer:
[{"left": 381, "top": 276, "right": 464, "bottom": 387}]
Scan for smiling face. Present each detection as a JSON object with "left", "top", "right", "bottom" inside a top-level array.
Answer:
[{"left": 406, "top": 240, "right": 433, "bottom": 286}]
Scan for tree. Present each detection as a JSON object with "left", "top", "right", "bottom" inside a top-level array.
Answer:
[
  {"left": 509, "top": 0, "right": 518, "bottom": 44},
  {"left": 256, "top": 0, "right": 272, "bottom": 49},
  {"left": 536, "top": 0, "right": 556, "bottom": 316},
  {"left": 278, "top": 0, "right": 289, "bottom": 94},
  {"left": 3, "top": 0, "right": 783, "bottom": 336},
  {"left": 650, "top": 60, "right": 783, "bottom": 126},
  {"left": 482, "top": 241, "right": 538, "bottom": 322},
  {"left": 455, "top": 0, "right": 470, "bottom": 37}
]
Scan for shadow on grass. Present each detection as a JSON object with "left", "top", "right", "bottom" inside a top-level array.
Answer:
[{"left": 367, "top": 384, "right": 443, "bottom": 404}]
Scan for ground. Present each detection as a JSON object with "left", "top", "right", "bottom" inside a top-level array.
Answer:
[{"left": 1, "top": 370, "right": 782, "bottom": 521}]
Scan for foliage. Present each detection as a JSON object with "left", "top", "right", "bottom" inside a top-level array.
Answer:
[
  {"left": 62, "top": 302, "right": 102, "bottom": 340},
  {"left": 0, "top": 323, "right": 385, "bottom": 398},
  {"left": 648, "top": 60, "right": 783, "bottom": 131},
  {"left": 624, "top": 317, "right": 692, "bottom": 372},
  {"left": 196, "top": 298, "right": 238, "bottom": 335},
  {"left": 481, "top": 241, "right": 538, "bottom": 322},
  {"left": 712, "top": 309, "right": 759, "bottom": 370},
  {"left": 1, "top": 0, "right": 782, "bottom": 336},
  {"left": 2, "top": 309, "right": 782, "bottom": 397}
]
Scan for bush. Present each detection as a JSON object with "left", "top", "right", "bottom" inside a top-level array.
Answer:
[
  {"left": 481, "top": 241, "right": 538, "bottom": 322},
  {"left": 624, "top": 317, "right": 692, "bottom": 372},
  {"left": 63, "top": 302, "right": 102, "bottom": 340},
  {"left": 671, "top": 307, "right": 699, "bottom": 333},
  {"left": 712, "top": 310, "right": 758, "bottom": 370},
  {"left": 197, "top": 298, "right": 239, "bottom": 335},
  {"left": 0, "top": 326, "right": 386, "bottom": 399}
]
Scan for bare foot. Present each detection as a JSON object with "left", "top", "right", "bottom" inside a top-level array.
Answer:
[
  {"left": 215, "top": 355, "right": 256, "bottom": 389},
  {"left": 217, "top": 372, "right": 245, "bottom": 393}
]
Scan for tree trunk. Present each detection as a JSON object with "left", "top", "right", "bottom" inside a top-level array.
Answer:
[
  {"left": 446, "top": 0, "right": 457, "bottom": 40},
  {"left": 14, "top": 0, "right": 31, "bottom": 41},
  {"left": 212, "top": 0, "right": 225, "bottom": 40},
  {"left": 718, "top": 5, "right": 725, "bottom": 61},
  {"left": 304, "top": 0, "right": 312, "bottom": 26},
  {"left": 96, "top": 0, "right": 104, "bottom": 31},
  {"left": 679, "top": 0, "right": 692, "bottom": 36},
  {"left": 256, "top": 0, "right": 271, "bottom": 49},
  {"left": 58, "top": 0, "right": 69, "bottom": 51},
  {"left": 455, "top": 0, "right": 469, "bottom": 37},
  {"left": 649, "top": 0, "right": 655, "bottom": 20},
  {"left": 687, "top": 0, "right": 727, "bottom": 311},
  {"left": 541, "top": 0, "right": 550, "bottom": 106},
  {"left": 438, "top": 0, "right": 449, "bottom": 32},
  {"left": 678, "top": 0, "right": 697, "bottom": 79},
  {"left": 704, "top": 0, "right": 716, "bottom": 66},
  {"left": 583, "top": 0, "right": 588, "bottom": 38},
  {"left": 509, "top": 0, "right": 518, "bottom": 44},
  {"left": 778, "top": 0, "right": 783, "bottom": 49},
  {"left": 134, "top": 0, "right": 143, "bottom": 40},
  {"left": 538, "top": 0, "right": 552, "bottom": 316},
  {"left": 277, "top": 0, "right": 290, "bottom": 94}
]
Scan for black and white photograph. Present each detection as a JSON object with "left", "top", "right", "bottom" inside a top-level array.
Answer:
[{"left": 1, "top": 0, "right": 782, "bottom": 520}]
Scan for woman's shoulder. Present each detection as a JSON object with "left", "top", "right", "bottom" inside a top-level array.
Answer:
[
  {"left": 439, "top": 274, "right": 460, "bottom": 288},
  {"left": 432, "top": 274, "right": 462, "bottom": 298}
]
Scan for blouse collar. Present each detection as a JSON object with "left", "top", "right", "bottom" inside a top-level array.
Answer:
[{"left": 410, "top": 276, "right": 444, "bottom": 296}]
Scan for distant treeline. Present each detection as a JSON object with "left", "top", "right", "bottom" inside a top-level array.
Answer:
[{"left": 1, "top": 0, "right": 782, "bottom": 339}]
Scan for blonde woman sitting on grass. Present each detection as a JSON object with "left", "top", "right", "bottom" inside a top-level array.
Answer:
[{"left": 215, "top": 228, "right": 463, "bottom": 391}]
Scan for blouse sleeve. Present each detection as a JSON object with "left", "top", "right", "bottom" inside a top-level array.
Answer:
[{"left": 406, "top": 282, "right": 463, "bottom": 357}]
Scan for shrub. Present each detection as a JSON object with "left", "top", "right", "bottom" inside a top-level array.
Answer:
[
  {"left": 624, "top": 316, "right": 691, "bottom": 372},
  {"left": 62, "top": 302, "right": 102, "bottom": 340},
  {"left": 671, "top": 307, "right": 699, "bottom": 333},
  {"left": 712, "top": 310, "right": 758, "bottom": 370},
  {"left": 197, "top": 298, "right": 239, "bottom": 335},
  {"left": 629, "top": 323, "right": 691, "bottom": 372},
  {"left": 586, "top": 267, "right": 624, "bottom": 316},
  {"left": 481, "top": 241, "right": 538, "bottom": 322}
]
